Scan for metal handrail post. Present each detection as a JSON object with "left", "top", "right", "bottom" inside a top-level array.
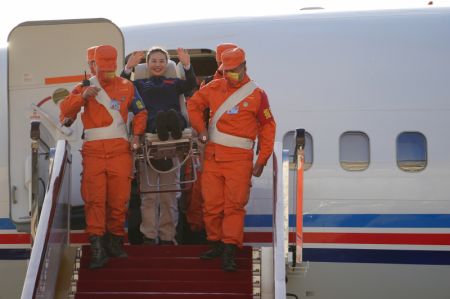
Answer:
[{"left": 294, "top": 129, "right": 305, "bottom": 265}]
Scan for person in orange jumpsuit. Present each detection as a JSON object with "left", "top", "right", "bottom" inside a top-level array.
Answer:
[
  {"left": 185, "top": 43, "right": 239, "bottom": 238},
  {"left": 187, "top": 47, "right": 276, "bottom": 271},
  {"left": 60, "top": 45, "right": 147, "bottom": 269}
]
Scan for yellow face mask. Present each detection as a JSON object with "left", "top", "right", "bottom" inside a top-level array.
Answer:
[
  {"left": 226, "top": 71, "right": 240, "bottom": 81},
  {"left": 104, "top": 71, "right": 116, "bottom": 79},
  {"left": 99, "top": 71, "right": 116, "bottom": 84}
]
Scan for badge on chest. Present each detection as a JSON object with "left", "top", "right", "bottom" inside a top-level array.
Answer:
[
  {"left": 227, "top": 105, "right": 239, "bottom": 114},
  {"left": 110, "top": 99, "right": 121, "bottom": 111}
]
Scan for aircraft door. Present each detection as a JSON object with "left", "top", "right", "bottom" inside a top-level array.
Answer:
[{"left": 8, "top": 19, "right": 124, "bottom": 232}]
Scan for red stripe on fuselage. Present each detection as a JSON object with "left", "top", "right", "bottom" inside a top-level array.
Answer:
[
  {"left": 304, "top": 232, "right": 450, "bottom": 245},
  {"left": 2, "top": 232, "right": 450, "bottom": 246},
  {"left": 0, "top": 234, "right": 31, "bottom": 244}
]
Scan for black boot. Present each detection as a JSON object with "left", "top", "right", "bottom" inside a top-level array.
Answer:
[
  {"left": 89, "top": 235, "right": 109, "bottom": 269},
  {"left": 104, "top": 232, "right": 128, "bottom": 258},
  {"left": 156, "top": 111, "right": 169, "bottom": 141},
  {"left": 222, "top": 243, "right": 237, "bottom": 272},
  {"left": 200, "top": 241, "right": 224, "bottom": 260},
  {"left": 166, "top": 109, "right": 183, "bottom": 139}
]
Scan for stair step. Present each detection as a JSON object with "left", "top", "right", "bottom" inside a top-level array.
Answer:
[
  {"left": 79, "top": 256, "right": 252, "bottom": 270},
  {"left": 81, "top": 245, "right": 252, "bottom": 258},
  {"left": 78, "top": 268, "right": 251, "bottom": 281},
  {"left": 75, "top": 292, "right": 254, "bottom": 299},
  {"left": 75, "top": 244, "right": 255, "bottom": 298},
  {"left": 77, "top": 279, "right": 252, "bottom": 293}
]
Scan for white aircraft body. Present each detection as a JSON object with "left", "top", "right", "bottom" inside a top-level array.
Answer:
[{"left": 1, "top": 7, "right": 450, "bottom": 299}]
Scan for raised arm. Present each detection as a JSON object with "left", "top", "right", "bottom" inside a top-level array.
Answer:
[
  {"left": 176, "top": 48, "right": 198, "bottom": 95},
  {"left": 121, "top": 51, "right": 146, "bottom": 80}
]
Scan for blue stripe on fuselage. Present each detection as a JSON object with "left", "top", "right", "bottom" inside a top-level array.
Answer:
[
  {"left": 3, "top": 214, "right": 450, "bottom": 230},
  {"left": 0, "top": 218, "right": 16, "bottom": 229},
  {"left": 244, "top": 214, "right": 450, "bottom": 228}
]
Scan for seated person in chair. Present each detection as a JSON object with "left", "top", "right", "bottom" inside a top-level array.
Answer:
[
  {"left": 122, "top": 47, "right": 197, "bottom": 141},
  {"left": 121, "top": 47, "right": 197, "bottom": 245}
]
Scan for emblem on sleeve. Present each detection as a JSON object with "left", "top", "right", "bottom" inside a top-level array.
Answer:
[{"left": 136, "top": 100, "right": 144, "bottom": 110}]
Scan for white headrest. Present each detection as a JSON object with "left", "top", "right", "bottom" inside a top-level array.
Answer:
[
  {"left": 132, "top": 60, "right": 178, "bottom": 80},
  {"left": 176, "top": 62, "right": 186, "bottom": 80}
]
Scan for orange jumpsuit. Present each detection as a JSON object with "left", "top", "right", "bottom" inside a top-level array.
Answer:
[
  {"left": 185, "top": 72, "right": 223, "bottom": 232},
  {"left": 185, "top": 156, "right": 205, "bottom": 232},
  {"left": 185, "top": 67, "right": 229, "bottom": 232},
  {"left": 187, "top": 75, "right": 276, "bottom": 246},
  {"left": 60, "top": 77, "right": 147, "bottom": 237}
]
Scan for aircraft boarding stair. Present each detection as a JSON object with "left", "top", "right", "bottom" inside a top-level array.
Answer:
[
  {"left": 21, "top": 135, "right": 300, "bottom": 299},
  {"left": 73, "top": 244, "right": 256, "bottom": 299}
]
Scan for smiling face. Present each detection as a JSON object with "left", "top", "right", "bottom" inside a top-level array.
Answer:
[{"left": 147, "top": 51, "right": 168, "bottom": 76}]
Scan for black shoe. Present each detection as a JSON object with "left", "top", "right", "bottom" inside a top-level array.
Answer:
[
  {"left": 143, "top": 237, "right": 157, "bottom": 245},
  {"left": 222, "top": 243, "right": 237, "bottom": 272},
  {"left": 89, "top": 235, "right": 109, "bottom": 269},
  {"left": 156, "top": 111, "right": 169, "bottom": 141},
  {"left": 166, "top": 109, "right": 183, "bottom": 139},
  {"left": 200, "top": 241, "right": 224, "bottom": 260},
  {"left": 104, "top": 232, "right": 128, "bottom": 258}
]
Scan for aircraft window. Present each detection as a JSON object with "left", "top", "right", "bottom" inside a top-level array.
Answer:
[
  {"left": 340, "top": 131, "right": 370, "bottom": 171},
  {"left": 397, "top": 132, "right": 427, "bottom": 172},
  {"left": 282, "top": 131, "right": 313, "bottom": 170}
]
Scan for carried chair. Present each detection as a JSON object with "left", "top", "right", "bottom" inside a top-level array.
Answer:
[{"left": 132, "top": 60, "right": 201, "bottom": 192}]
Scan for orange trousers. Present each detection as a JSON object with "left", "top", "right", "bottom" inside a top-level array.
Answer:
[
  {"left": 201, "top": 159, "right": 253, "bottom": 246},
  {"left": 186, "top": 170, "right": 205, "bottom": 232},
  {"left": 81, "top": 152, "right": 132, "bottom": 237}
]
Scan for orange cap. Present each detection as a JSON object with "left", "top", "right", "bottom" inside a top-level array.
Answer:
[
  {"left": 215, "top": 43, "right": 237, "bottom": 63},
  {"left": 219, "top": 47, "right": 245, "bottom": 71},
  {"left": 87, "top": 46, "right": 98, "bottom": 62},
  {"left": 94, "top": 45, "right": 117, "bottom": 71}
]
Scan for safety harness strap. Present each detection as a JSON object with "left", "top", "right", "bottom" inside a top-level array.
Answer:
[
  {"left": 209, "top": 81, "right": 257, "bottom": 150},
  {"left": 83, "top": 76, "right": 129, "bottom": 142}
]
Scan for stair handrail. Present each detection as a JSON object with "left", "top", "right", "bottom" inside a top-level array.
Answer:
[
  {"left": 272, "top": 141, "right": 287, "bottom": 298},
  {"left": 21, "top": 140, "right": 72, "bottom": 299},
  {"left": 293, "top": 129, "right": 305, "bottom": 265},
  {"left": 29, "top": 109, "right": 51, "bottom": 239}
]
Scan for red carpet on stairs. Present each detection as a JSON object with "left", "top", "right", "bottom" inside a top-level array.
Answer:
[{"left": 75, "top": 245, "right": 254, "bottom": 299}]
